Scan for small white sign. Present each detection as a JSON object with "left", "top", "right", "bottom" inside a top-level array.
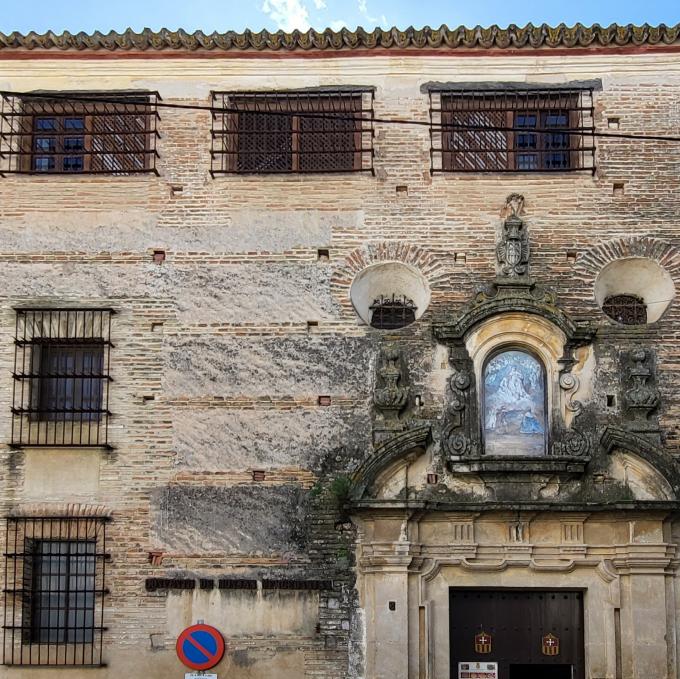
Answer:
[
  {"left": 185, "top": 674, "right": 217, "bottom": 679},
  {"left": 458, "top": 661, "right": 498, "bottom": 679}
]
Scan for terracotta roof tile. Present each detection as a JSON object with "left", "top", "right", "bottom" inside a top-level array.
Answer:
[{"left": 0, "top": 23, "right": 679, "bottom": 52}]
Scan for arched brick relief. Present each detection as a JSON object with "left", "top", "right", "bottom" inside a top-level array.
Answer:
[
  {"left": 331, "top": 241, "right": 448, "bottom": 318},
  {"left": 9, "top": 503, "right": 112, "bottom": 518},
  {"left": 575, "top": 235, "right": 680, "bottom": 279},
  {"left": 575, "top": 235, "right": 680, "bottom": 323}
]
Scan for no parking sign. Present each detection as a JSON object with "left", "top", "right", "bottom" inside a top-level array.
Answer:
[{"left": 176, "top": 623, "right": 225, "bottom": 671}]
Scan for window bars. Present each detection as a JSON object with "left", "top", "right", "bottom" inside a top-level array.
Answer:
[
  {"left": 11, "top": 309, "right": 114, "bottom": 448},
  {"left": 0, "top": 91, "right": 160, "bottom": 176},
  {"left": 370, "top": 295, "right": 417, "bottom": 330},
  {"left": 429, "top": 88, "right": 595, "bottom": 173},
  {"left": 3, "top": 516, "right": 109, "bottom": 666},
  {"left": 210, "top": 89, "right": 375, "bottom": 175},
  {"left": 602, "top": 294, "right": 648, "bottom": 325}
]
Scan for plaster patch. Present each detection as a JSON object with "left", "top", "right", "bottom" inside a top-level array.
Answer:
[
  {"left": 174, "top": 407, "right": 371, "bottom": 470},
  {"left": 164, "top": 335, "right": 373, "bottom": 397},
  {"left": 153, "top": 484, "right": 306, "bottom": 553},
  {"left": 23, "top": 449, "right": 100, "bottom": 499}
]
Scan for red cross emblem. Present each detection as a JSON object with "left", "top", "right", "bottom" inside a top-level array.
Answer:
[
  {"left": 542, "top": 633, "right": 560, "bottom": 656},
  {"left": 474, "top": 630, "right": 492, "bottom": 654}
]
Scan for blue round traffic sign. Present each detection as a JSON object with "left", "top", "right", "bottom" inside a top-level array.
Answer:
[{"left": 176, "top": 624, "right": 225, "bottom": 670}]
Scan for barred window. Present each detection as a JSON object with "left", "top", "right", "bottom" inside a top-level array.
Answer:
[
  {"left": 210, "top": 90, "right": 374, "bottom": 174},
  {"left": 429, "top": 88, "right": 595, "bottom": 173},
  {"left": 370, "top": 295, "right": 417, "bottom": 330},
  {"left": 0, "top": 91, "right": 160, "bottom": 175},
  {"left": 11, "top": 309, "right": 113, "bottom": 447},
  {"left": 602, "top": 294, "right": 648, "bottom": 325},
  {"left": 3, "top": 516, "right": 108, "bottom": 666}
]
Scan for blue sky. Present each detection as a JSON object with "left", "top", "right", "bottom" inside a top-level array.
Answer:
[{"left": 1, "top": 0, "right": 679, "bottom": 34}]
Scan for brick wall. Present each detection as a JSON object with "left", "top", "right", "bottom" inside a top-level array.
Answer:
[{"left": 0, "top": 52, "right": 679, "bottom": 678}]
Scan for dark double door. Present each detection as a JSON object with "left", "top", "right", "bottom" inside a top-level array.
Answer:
[{"left": 450, "top": 589, "right": 584, "bottom": 679}]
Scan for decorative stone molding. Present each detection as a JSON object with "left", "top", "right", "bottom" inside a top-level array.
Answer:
[
  {"left": 551, "top": 424, "right": 591, "bottom": 458},
  {"left": 432, "top": 197, "right": 597, "bottom": 473},
  {"left": 561, "top": 519, "right": 585, "bottom": 544},
  {"left": 434, "top": 275, "right": 595, "bottom": 353},
  {"left": 559, "top": 373, "right": 583, "bottom": 415},
  {"left": 452, "top": 519, "right": 475, "bottom": 544},
  {"left": 496, "top": 194, "right": 530, "bottom": 279},
  {"left": 373, "top": 343, "right": 409, "bottom": 426},
  {"left": 601, "top": 426, "right": 680, "bottom": 497},
  {"left": 441, "top": 342, "right": 481, "bottom": 460},
  {"left": 349, "top": 425, "right": 432, "bottom": 503},
  {"left": 621, "top": 348, "right": 661, "bottom": 439}
]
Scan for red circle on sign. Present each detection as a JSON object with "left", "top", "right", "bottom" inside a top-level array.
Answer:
[{"left": 176, "top": 624, "right": 225, "bottom": 670}]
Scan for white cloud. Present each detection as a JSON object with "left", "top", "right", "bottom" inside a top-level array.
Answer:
[
  {"left": 356, "top": 0, "right": 386, "bottom": 27},
  {"left": 312, "top": 0, "right": 327, "bottom": 8},
  {"left": 330, "top": 19, "right": 349, "bottom": 31},
  {"left": 262, "top": 0, "right": 311, "bottom": 31}
]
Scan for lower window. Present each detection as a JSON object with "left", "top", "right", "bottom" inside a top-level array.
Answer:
[
  {"left": 3, "top": 516, "right": 108, "bottom": 666},
  {"left": 30, "top": 540, "right": 97, "bottom": 643}
]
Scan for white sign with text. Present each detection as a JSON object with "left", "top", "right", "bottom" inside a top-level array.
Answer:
[{"left": 458, "top": 661, "right": 498, "bottom": 679}]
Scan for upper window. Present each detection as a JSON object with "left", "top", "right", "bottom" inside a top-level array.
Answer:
[
  {"left": 370, "top": 295, "right": 417, "bottom": 329},
  {"left": 483, "top": 349, "right": 546, "bottom": 456},
  {"left": 11, "top": 308, "right": 113, "bottom": 447},
  {"left": 429, "top": 88, "right": 595, "bottom": 173},
  {"left": 0, "top": 91, "right": 160, "bottom": 175},
  {"left": 3, "top": 516, "right": 108, "bottom": 666},
  {"left": 210, "top": 90, "right": 374, "bottom": 175},
  {"left": 602, "top": 294, "right": 648, "bottom": 325}
]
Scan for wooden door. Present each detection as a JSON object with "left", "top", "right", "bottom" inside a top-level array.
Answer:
[{"left": 449, "top": 589, "right": 584, "bottom": 679}]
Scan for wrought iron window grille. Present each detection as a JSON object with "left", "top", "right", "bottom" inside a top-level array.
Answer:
[
  {"left": 369, "top": 295, "right": 417, "bottom": 330},
  {"left": 0, "top": 91, "right": 160, "bottom": 176},
  {"left": 210, "top": 89, "right": 375, "bottom": 175},
  {"left": 602, "top": 294, "right": 648, "bottom": 325},
  {"left": 429, "top": 88, "right": 595, "bottom": 174},
  {"left": 2, "top": 516, "right": 109, "bottom": 667},
  {"left": 11, "top": 308, "right": 114, "bottom": 448}
]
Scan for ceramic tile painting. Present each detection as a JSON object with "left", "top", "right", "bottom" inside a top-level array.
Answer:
[{"left": 483, "top": 350, "right": 546, "bottom": 456}]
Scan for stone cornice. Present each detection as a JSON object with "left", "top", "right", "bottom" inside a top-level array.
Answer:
[{"left": 1, "top": 23, "right": 679, "bottom": 53}]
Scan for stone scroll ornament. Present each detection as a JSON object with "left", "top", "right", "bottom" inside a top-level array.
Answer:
[
  {"left": 497, "top": 193, "right": 530, "bottom": 278},
  {"left": 373, "top": 344, "right": 409, "bottom": 426},
  {"left": 441, "top": 343, "right": 480, "bottom": 458},
  {"left": 551, "top": 373, "right": 591, "bottom": 458}
]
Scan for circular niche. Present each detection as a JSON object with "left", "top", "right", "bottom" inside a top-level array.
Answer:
[
  {"left": 350, "top": 261, "right": 431, "bottom": 328},
  {"left": 594, "top": 257, "right": 675, "bottom": 324}
]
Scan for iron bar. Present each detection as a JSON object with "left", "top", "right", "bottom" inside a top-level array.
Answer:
[
  {"left": 429, "top": 87, "right": 596, "bottom": 174},
  {"left": 2, "top": 517, "right": 108, "bottom": 666},
  {"left": 11, "top": 309, "right": 113, "bottom": 447},
  {"left": 210, "top": 89, "right": 374, "bottom": 175},
  {"left": 0, "top": 92, "right": 160, "bottom": 176}
]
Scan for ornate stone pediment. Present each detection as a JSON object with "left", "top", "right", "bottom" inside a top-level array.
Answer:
[
  {"left": 434, "top": 196, "right": 597, "bottom": 473},
  {"left": 433, "top": 277, "right": 594, "bottom": 353}
]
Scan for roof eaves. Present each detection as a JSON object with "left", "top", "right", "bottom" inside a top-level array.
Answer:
[{"left": 1, "top": 23, "right": 679, "bottom": 52}]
